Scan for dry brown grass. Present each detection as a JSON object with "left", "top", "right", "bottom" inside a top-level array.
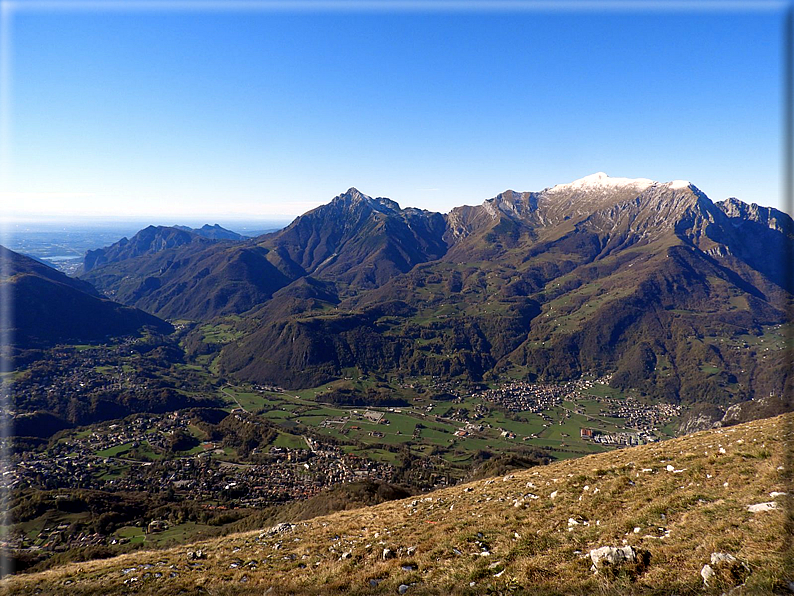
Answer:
[{"left": 3, "top": 414, "right": 791, "bottom": 595}]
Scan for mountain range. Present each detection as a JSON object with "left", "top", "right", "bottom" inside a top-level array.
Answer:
[{"left": 69, "top": 173, "right": 794, "bottom": 415}]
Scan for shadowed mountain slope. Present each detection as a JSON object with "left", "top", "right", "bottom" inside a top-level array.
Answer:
[
  {"left": 1, "top": 246, "right": 171, "bottom": 348},
  {"left": 81, "top": 242, "right": 299, "bottom": 321}
]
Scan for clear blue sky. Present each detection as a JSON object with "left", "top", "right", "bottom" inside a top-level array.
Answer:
[{"left": 4, "top": 2, "right": 789, "bottom": 219}]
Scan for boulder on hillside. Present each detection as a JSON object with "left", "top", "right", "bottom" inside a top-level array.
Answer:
[
  {"left": 260, "top": 522, "right": 295, "bottom": 539},
  {"left": 701, "top": 552, "right": 750, "bottom": 588},
  {"left": 589, "top": 545, "right": 650, "bottom": 577},
  {"left": 589, "top": 545, "right": 636, "bottom": 572}
]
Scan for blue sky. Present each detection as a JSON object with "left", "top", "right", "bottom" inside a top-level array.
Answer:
[{"left": 4, "top": 2, "right": 788, "bottom": 219}]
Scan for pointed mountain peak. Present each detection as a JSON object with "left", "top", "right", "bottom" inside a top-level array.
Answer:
[
  {"left": 330, "top": 188, "right": 401, "bottom": 213},
  {"left": 345, "top": 187, "right": 366, "bottom": 198},
  {"left": 332, "top": 187, "right": 372, "bottom": 203},
  {"left": 492, "top": 189, "right": 525, "bottom": 200},
  {"left": 483, "top": 189, "right": 534, "bottom": 208}
]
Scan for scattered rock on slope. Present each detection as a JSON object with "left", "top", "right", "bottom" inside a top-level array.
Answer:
[{"left": 701, "top": 552, "right": 750, "bottom": 588}]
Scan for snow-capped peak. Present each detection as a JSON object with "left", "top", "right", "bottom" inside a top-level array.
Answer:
[
  {"left": 667, "top": 180, "right": 691, "bottom": 190},
  {"left": 547, "top": 172, "right": 655, "bottom": 193}
]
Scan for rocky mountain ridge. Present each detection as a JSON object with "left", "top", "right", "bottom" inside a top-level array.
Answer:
[
  {"left": 173, "top": 223, "right": 245, "bottom": 241},
  {"left": 82, "top": 225, "right": 213, "bottom": 273},
  {"left": 77, "top": 174, "right": 792, "bottom": 409}
]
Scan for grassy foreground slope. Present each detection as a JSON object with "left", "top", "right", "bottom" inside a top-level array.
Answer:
[{"left": 5, "top": 415, "right": 791, "bottom": 595}]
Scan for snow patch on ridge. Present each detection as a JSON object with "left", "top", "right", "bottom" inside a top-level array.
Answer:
[
  {"left": 548, "top": 172, "right": 654, "bottom": 193},
  {"left": 668, "top": 180, "right": 691, "bottom": 190}
]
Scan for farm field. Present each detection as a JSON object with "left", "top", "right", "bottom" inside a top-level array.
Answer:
[{"left": 218, "top": 375, "right": 677, "bottom": 468}]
